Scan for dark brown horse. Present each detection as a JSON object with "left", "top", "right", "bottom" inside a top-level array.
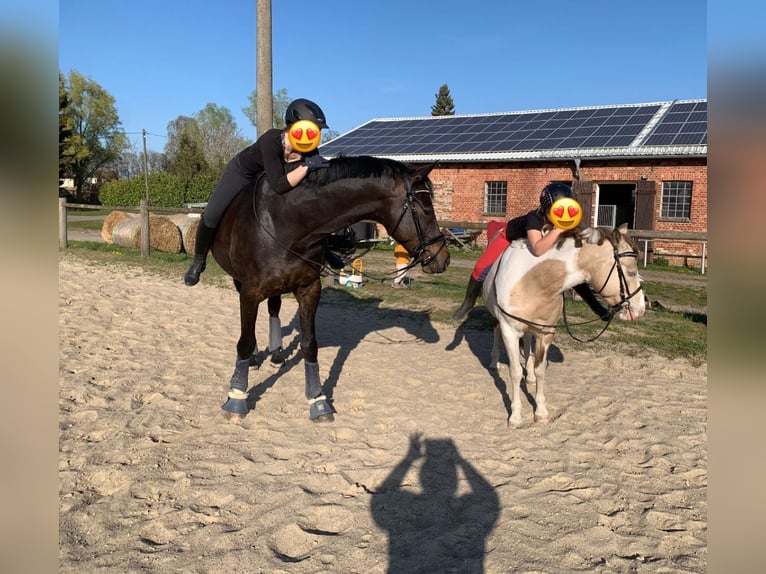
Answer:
[{"left": 211, "top": 156, "right": 450, "bottom": 421}]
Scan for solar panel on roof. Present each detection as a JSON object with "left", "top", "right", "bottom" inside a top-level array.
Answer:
[
  {"left": 319, "top": 101, "right": 705, "bottom": 156},
  {"left": 643, "top": 100, "right": 707, "bottom": 146}
]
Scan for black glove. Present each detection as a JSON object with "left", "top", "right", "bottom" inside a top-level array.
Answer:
[{"left": 304, "top": 154, "right": 330, "bottom": 171}]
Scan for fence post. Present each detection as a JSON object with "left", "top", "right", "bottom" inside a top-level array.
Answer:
[
  {"left": 140, "top": 199, "right": 150, "bottom": 258},
  {"left": 59, "top": 197, "right": 68, "bottom": 250},
  {"left": 640, "top": 239, "right": 649, "bottom": 268}
]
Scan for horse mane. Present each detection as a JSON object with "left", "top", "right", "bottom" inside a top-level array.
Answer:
[
  {"left": 300, "top": 155, "right": 412, "bottom": 189},
  {"left": 554, "top": 225, "right": 638, "bottom": 252}
]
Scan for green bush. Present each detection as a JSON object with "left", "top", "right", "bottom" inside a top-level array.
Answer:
[
  {"left": 652, "top": 256, "right": 669, "bottom": 267},
  {"left": 100, "top": 173, "right": 217, "bottom": 208}
]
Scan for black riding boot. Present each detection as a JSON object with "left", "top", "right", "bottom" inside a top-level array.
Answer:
[
  {"left": 184, "top": 220, "right": 217, "bottom": 286},
  {"left": 324, "top": 249, "right": 346, "bottom": 270},
  {"left": 572, "top": 283, "right": 611, "bottom": 321},
  {"left": 452, "top": 276, "right": 483, "bottom": 320}
]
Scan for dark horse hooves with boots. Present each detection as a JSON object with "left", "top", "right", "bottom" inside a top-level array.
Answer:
[{"left": 209, "top": 157, "right": 450, "bottom": 422}]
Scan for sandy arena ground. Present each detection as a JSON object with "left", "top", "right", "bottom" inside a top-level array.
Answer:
[{"left": 59, "top": 252, "right": 706, "bottom": 573}]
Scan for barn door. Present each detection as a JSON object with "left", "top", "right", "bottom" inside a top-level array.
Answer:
[
  {"left": 634, "top": 179, "right": 657, "bottom": 262},
  {"left": 634, "top": 180, "right": 656, "bottom": 231},
  {"left": 572, "top": 180, "right": 595, "bottom": 227}
]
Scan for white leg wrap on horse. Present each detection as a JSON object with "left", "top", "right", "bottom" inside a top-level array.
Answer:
[
  {"left": 269, "top": 316, "right": 282, "bottom": 352},
  {"left": 308, "top": 394, "right": 327, "bottom": 405},
  {"left": 304, "top": 361, "right": 322, "bottom": 399},
  {"left": 228, "top": 389, "right": 248, "bottom": 400},
  {"left": 229, "top": 357, "right": 250, "bottom": 393}
]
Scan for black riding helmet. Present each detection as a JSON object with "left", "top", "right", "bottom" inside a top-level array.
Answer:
[
  {"left": 284, "top": 98, "right": 329, "bottom": 129},
  {"left": 539, "top": 182, "right": 574, "bottom": 215}
]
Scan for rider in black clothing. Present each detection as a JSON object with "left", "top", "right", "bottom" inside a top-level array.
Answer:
[{"left": 184, "top": 98, "right": 333, "bottom": 286}]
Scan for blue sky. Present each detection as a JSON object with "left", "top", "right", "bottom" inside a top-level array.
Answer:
[{"left": 59, "top": 0, "right": 708, "bottom": 153}]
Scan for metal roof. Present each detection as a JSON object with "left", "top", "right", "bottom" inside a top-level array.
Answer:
[{"left": 319, "top": 99, "right": 707, "bottom": 162}]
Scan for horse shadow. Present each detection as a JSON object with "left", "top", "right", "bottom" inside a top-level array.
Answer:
[
  {"left": 445, "top": 308, "right": 564, "bottom": 420},
  {"left": 246, "top": 288, "right": 440, "bottom": 411},
  {"left": 371, "top": 434, "right": 500, "bottom": 573}
]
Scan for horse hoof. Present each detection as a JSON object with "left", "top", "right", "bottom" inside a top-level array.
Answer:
[
  {"left": 534, "top": 414, "right": 550, "bottom": 423},
  {"left": 248, "top": 354, "right": 261, "bottom": 369},
  {"left": 309, "top": 398, "right": 334, "bottom": 422},
  {"left": 269, "top": 357, "right": 285, "bottom": 370},
  {"left": 222, "top": 411, "right": 246, "bottom": 422},
  {"left": 221, "top": 397, "right": 249, "bottom": 418},
  {"left": 311, "top": 413, "right": 335, "bottom": 423},
  {"left": 269, "top": 348, "right": 286, "bottom": 370},
  {"left": 312, "top": 413, "right": 335, "bottom": 423}
]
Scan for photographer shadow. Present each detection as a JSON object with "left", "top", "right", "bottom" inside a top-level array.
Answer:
[{"left": 371, "top": 434, "right": 499, "bottom": 573}]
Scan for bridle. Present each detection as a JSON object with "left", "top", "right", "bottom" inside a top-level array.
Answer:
[
  {"left": 386, "top": 175, "right": 448, "bottom": 270},
  {"left": 493, "top": 237, "right": 642, "bottom": 342},
  {"left": 591, "top": 243, "right": 642, "bottom": 313}
]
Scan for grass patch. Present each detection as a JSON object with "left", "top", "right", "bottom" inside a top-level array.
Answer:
[{"left": 68, "top": 219, "right": 107, "bottom": 231}]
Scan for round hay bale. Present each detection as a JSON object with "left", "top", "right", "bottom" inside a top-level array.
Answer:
[
  {"left": 111, "top": 217, "right": 141, "bottom": 248},
  {"left": 149, "top": 216, "right": 183, "bottom": 253},
  {"left": 110, "top": 215, "right": 183, "bottom": 253},
  {"left": 167, "top": 213, "right": 201, "bottom": 253},
  {"left": 101, "top": 211, "right": 135, "bottom": 244}
]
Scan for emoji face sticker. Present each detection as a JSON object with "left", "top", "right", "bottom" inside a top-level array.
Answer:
[
  {"left": 549, "top": 197, "right": 583, "bottom": 230},
  {"left": 287, "top": 119, "right": 321, "bottom": 153}
]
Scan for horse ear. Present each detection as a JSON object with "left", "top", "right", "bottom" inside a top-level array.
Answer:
[
  {"left": 410, "top": 162, "right": 437, "bottom": 180},
  {"left": 617, "top": 223, "right": 629, "bottom": 234}
]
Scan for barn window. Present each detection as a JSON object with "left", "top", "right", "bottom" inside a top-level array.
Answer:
[
  {"left": 484, "top": 181, "right": 507, "bottom": 215},
  {"left": 661, "top": 181, "right": 692, "bottom": 219}
]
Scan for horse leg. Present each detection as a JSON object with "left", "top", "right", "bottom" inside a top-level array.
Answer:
[
  {"left": 500, "top": 323, "right": 525, "bottom": 428},
  {"left": 490, "top": 321, "right": 502, "bottom": 370},
  {"left": 221, "top": 287, "right": 260, "bottom": 420},
  {"left": 522, "top": 333, "right": 535, "bottom": 385},
  {"left": 295, "top": 280, "right": 334, "bottom": 423},
  {"left": 266, "top": 295, "right": 286, "bottom": 369},
  {"left": 532, "top": 333, "right": 554, "bottom": 423}
]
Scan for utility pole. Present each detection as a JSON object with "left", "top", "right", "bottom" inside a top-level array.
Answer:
[
  {"left": 140, "top": 128, "right": 150, "bottom": 258},
  {"left": 256, "top": 0, "right": 273, "bottom": 137}
]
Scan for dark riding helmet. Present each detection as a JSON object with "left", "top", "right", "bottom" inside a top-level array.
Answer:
[
  {"left": 539, "top": 182, "right": 574, "bottom": 214},
  {"left": 284, "top": 98, "right": 329, "bottom": 129}
]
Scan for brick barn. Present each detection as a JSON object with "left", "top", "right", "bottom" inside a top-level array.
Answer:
[{"left": 321, "top": 99, "right": 707, "bottom": 269}]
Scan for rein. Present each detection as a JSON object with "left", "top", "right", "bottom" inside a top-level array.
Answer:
[{"left": 493, "top": 238, "right": 640, "bottom": 342}]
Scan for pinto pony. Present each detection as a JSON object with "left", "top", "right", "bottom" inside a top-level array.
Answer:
[
  {"left": 482, "top": 224, "right": 645, "bottom": 427},
  {"left": 211, "top": 156, "right": 450, "bottom": 422}
]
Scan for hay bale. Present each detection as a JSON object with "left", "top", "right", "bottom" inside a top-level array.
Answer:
[
  {"left": 101, "top": 211, "right": 134, "bottom": 244},
  {"left": 167, "top": 213, "right": 201, "bottom": 253},
  {"left": 149, "top": 216, "right": 183, "bottom": 253},
  {"left": 111, "top": 217, "right": 141, "bottom": 248},
  {"left": 110, "top": 215, "right": 183, "bottom": 253}
]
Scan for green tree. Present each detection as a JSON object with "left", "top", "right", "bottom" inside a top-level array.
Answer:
[
  {"left": 58, "top": 72, "right": 87, "bottom": 181},
  {"left": 195, "top": 103, "right": 248, "bottom": 171},
  {"left": 171, "top": 132, "right": 209, "bottom": 181},
  {"left": 243, "top": 87, "right": 291, "bottom": 129},
  {"left": 431, "top": 84, "right": 455, "bottom": 116},
  {"left": 242, "top": 88, "right": 340, "bottom": 142},
  {"left": 60, "top": 69, "right": 129, "bottom": 197},
  {"left": 165, "top": 106, "right": 246, "bottom": 179}
]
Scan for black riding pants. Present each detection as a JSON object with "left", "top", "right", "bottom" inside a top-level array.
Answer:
[{"left": 201, "top": 157, "right": 258, "bottom": 228}]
